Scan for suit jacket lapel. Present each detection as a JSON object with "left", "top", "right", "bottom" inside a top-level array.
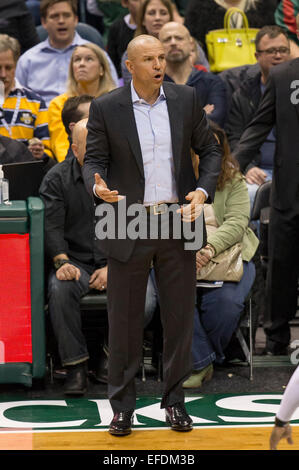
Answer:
[
  {"left": 118, "top": 84, "right": 144, "bottom": 178},
  {"left": 163, "top": 82, "right": 183, "bottom": 179},
  {"left": 117, "top": 82, "right": 184, "bottom": 180}
]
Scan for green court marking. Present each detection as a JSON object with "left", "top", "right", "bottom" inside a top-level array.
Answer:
[{"left": 1, "top": 393, "right": 299, "bottom": 431}]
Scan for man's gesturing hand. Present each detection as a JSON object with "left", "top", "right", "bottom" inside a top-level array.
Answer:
[
  {"left": 176, "top": 189, "right": 206, "bottom": 222},
  {"left": 94, "top": 173, "right": 124, "bottom": 202}
]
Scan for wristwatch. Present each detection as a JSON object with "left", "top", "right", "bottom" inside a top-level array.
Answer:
[
  {"left": 275, "top": 416, "right": 289, "bottom": 428},
  {"left": 54, "top": 259, "right": 71, "bottom": 270}
]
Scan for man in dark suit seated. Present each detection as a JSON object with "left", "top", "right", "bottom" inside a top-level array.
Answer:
[{"left": 83, "top": 34, "right": 222, "bottom": 436}]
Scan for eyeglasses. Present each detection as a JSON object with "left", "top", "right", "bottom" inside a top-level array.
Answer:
[{"left": 256, "top": 47, "right": 290, "bottom": 55}]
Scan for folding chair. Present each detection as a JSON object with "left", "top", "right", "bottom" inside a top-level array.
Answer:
[
  {"left": 235, "top": 292, "right": 253, "bottom": 380},
  {"left": 197, "top": 282, "right": 254, "bottom": 381}
]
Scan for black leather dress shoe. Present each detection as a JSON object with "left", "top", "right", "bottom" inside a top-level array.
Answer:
[
  {"left": 64, "top": 362, "right": 87, "bottom": 396},
  {"left": 165, "top": 403, "right": 193, "bottom": 432},
  {"left": 109, "top": 410, "right": 134, "bottom": 436}
]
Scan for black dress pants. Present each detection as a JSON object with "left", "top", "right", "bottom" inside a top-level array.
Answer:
[
  {"left": 107, "top": 235, "right": 196, "bottom": 413},
  {"left": 264, "top": 205, "right": 299, "bottom": 351}
]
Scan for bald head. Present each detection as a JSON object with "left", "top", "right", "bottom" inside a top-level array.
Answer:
[
  {"left": 159, "top": 21, "right": 193, "bottom": 64},
  {"left": 159, "top": 21, "right": 191, "bottom": 40},
  {"left": 72, "top": 118, "right": 88, "bottom": 166},
  {"left": 127, "top": 34, "right": 163, "bottom": 61},
  {"left": 125, "top": 34, "right": 166, "bottom": 101}
]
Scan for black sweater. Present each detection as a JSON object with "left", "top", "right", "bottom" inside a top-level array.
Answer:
[
  {"left": 0, "top": 0, "right": 39, "bottom": 53},
  {"left": 184, "top": 0, "right": 277, "bottom": 51},
  {"left": 106, "top": 17, "right": 135, "bottom": 77}
]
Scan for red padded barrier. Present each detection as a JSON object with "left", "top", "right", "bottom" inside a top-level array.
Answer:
[{"left": 0, "top": 234, "right": 32, "bottom": 363}]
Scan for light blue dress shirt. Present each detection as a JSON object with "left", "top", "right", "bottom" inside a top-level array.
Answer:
[
  {"left": 15, "top": 32, "right": 119, "bottom": 106},
  {"left": 131, "top": 82, "right": 179, "bottom": 206},
  {"left": 131, "top": 82, "right": 207, "bottom": 205}
]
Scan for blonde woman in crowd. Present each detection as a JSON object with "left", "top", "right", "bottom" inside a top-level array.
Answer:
[{"left": 48, "top": 42, "right": 115, "bottom": 162}]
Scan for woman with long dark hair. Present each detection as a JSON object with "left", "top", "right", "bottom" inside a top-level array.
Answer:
[{"left": 183, "top": 121, "right": 259, "bottom": 388}]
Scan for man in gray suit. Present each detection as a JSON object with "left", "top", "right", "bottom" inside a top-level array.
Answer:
[{"left": 83, "top": 35, "right": 222, "bottom": 436}]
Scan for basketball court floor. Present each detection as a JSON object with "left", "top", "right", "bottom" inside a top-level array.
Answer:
[{"left": 1, "top": 326, "right": 299, "bottom": 456}]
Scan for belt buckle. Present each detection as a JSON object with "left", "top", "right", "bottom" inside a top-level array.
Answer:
[{"left": 153, "top": 203, "right": 167, "bottom": 215}]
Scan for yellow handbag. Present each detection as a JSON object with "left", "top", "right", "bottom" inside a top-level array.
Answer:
[{"left": 206, "top": 7, "right": 259, "bottom": 73}]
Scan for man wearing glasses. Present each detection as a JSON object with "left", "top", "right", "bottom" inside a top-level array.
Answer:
[
  {"left": 234, "top": 22, "right": 299, "bottom": 357},
  {"left": 226, "top": 25, "right": 290, "bottom": 210}
]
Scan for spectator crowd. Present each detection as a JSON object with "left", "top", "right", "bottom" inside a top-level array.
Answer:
[{"left": 1, "top": 0, "right": 299, "bottom": 405}]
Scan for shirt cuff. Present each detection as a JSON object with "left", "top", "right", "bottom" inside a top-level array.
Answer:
[
  {"left": 93, "top": 183, "right": 100, "bottom": 198},
  {"left": 196, "top": 187, "right": 208, "bottom": 200}
]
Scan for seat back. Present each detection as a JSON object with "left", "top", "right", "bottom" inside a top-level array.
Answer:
[
  {"left": 80, "top": 290, "right": 107, "bottom": 311},
  {"left": 251, "top": 180, "right": 271, "bottom": 277},
  {"left": 251, "top": 180, "right": 271, "bottom": 221}
]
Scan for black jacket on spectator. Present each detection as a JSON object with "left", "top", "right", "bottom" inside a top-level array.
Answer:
[
  {"left": 106, "top": 16, "right": 135, "bottom": 78},
  {"left": 0, "top": 0, "right": 39, "bottom": 54},
  {"left": 219, "top": 63, "right": 253, "bottom": 108},
  {"left": 225, "top": 63, "right": 277, "bottom": 175},
  {"left": 39, "top": 155, "right": 106, "bottom": 272},
  {"left": 0, "top": 134, "right": 34, "bottom": 164},
  {"left": 225, "top": 63, "right": 262, "bottom": 154},
  {"left": 0, "top": 134, "right": 56, "bottom": 175},
  {"left": 184, "top": 0, "right": 277, "bottom": 51},
  {"left": 164, "top": 67, "right": 228, "bottom": 127}
]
